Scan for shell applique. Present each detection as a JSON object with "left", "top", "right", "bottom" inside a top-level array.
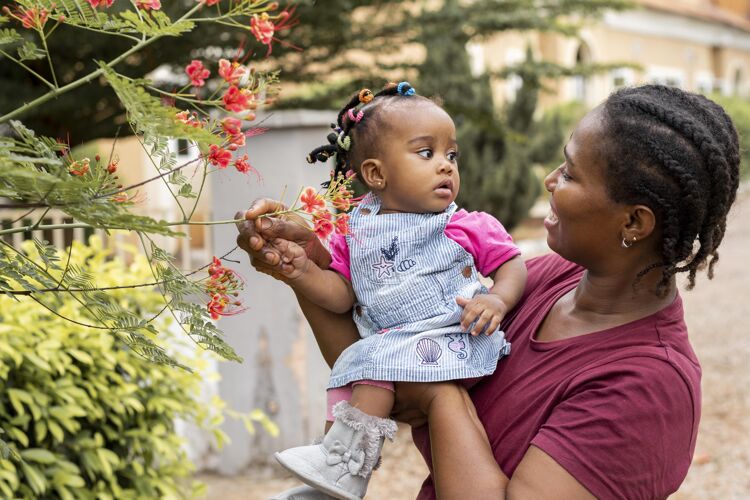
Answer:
[
  {"left": 397, "top": 259, "right": 416, "bottom": 272},
  {"left": 415, "top": 338, "right": 442, "bottom": 365}
]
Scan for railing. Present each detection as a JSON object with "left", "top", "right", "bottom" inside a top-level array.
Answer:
[{"left": 0, "top": 207, "right": 211, "bottom": 271}]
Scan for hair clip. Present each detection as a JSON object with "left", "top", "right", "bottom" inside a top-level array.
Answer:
[
  {"left": 397, "top": 81, "right": 415, "bottom": 96},
  {"left": 358, "top": 88, "right": 374, "bottom": 104},
  {"left": 337, "top": 132, "right": 352, "bottom": 151},
  {"left": 347, "top": 108, "right": 364, "bottom": 123}
]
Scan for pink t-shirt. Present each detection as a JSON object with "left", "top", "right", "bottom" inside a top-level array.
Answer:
[
  {"left": 413, "top": 253, "right": 701, "bottom": 499},
  {"left": 329, "top": 209, "right": 519, "bottom": 280}
]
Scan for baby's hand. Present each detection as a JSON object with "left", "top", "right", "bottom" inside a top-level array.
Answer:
[
  {"left": 456, "top": 294, "right": 509, "bottom": 336},
  {"left": 271, "top": 238, "right": 312, "bottom": 281}
]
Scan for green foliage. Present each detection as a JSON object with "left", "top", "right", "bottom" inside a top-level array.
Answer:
[
  {"left": 711, "top": 94, "right": 750, "bottom": 179},
  {"left": 0, "top": 239, "right": 231, "bottom": 499}
]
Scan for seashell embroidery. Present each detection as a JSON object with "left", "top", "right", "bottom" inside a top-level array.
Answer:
[
  {"left": 397, "top": 259, "right": 416, "bottom": 272},
  {"left": 415, "top": 338, "right": 442, "bottom": 365}
]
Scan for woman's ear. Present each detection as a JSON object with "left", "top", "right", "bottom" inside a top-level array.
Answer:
[
  {"left": 360, "top": 158, "right": 386, "bottom": 190},
  {"left": 622, "top": 204, "right": 656, "bottom": 243}
]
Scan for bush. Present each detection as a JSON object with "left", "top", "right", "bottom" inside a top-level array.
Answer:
[
  {"left": 0, "top": 237, "right": 224, "bottom": 499},
  {"left": 711, "top": 94, "right": 750, "bottom": 180}
]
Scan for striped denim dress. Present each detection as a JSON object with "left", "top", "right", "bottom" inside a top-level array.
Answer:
[{"left": 327, "top": 193, "right": 511, "bottom": 389}]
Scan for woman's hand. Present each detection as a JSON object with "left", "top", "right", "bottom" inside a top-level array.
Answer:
[{"left": 234, "top": 198, "right": 332, "bottom": 282}]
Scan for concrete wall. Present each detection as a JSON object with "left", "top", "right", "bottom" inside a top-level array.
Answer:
[{"left": 209, "top": 110, "right": 337, "bottom": 473}]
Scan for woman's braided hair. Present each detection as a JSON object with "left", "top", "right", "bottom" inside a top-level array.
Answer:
[
  {"left": 306, "top": 81, "right": 433, "bottom": 185},
  {"left": 601, "top": 85, "right": 740, "bottom": 295}
]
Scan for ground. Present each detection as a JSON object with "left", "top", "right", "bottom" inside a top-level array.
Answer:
[{"left": 199, "top": 188, "right": 750, "bottom": 499}]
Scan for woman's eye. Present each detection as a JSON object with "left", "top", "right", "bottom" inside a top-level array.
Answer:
[
  {"left": 560, "top": 165, "right": 572, "bottom": 181},
  {"left": 417, "top": 149, "right": 433, "bottom": 159}
]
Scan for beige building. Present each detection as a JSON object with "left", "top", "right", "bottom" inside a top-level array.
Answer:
[{"left": 470, "top": 0, "right": 750, "bottom": 109}]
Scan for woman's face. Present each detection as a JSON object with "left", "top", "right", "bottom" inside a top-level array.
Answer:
[{"left": 543, "top": 106, "right": 627, "bottom": 270}]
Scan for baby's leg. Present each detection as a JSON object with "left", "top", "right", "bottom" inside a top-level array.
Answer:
[{"left": 350, "top": 380, "right": 395, "bottom": 418}]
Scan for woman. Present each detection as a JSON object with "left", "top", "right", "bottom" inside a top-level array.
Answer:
[{"left": 236, "top": 85, "right": 740, "bottom": 499}]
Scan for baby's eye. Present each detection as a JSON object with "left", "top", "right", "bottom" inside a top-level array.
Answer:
[
  {"left": 447, "top": 150, "right": 459, "bottom": 161},
  {"left": 417, "top": 148, "right": 433, "bottom": 159}
]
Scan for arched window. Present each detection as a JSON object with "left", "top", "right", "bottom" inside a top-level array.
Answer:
[{"left": 572, "top": 42, "right": 592, "bottom": 102}]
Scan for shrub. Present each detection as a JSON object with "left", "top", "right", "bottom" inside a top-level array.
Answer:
[
  {"left": 711, "top": 94, "right": 750, "bottom": 180},
  {"left": 0, "top": 237, "right": 225, "bottom": 499}
]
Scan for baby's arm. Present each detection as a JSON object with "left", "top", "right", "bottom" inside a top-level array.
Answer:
[
  {"left": 271, "top": 238, "right": 356, "bottom": 314},
  {"left": 456, "top": 255, "right": 527, "bottom": 335}
]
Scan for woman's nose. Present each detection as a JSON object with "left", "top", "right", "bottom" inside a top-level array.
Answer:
[{"left": 544, "top": 166, "right": 560, "bottom": 192}]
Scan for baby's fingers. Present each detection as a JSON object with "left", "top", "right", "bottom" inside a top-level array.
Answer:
[
  {"left": 484, "top": 316, "right": 502, "bottom": 336},
  {"left": 459, "top": 305, "right": 479, "bottom": 333},
  {"left": 471, "top": 309, "right": 494, "bottom": 336}
]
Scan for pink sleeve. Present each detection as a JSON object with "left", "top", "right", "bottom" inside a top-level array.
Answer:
[
  {"left": 531, "top": 358, "right": 697, "bottom": 498},
  {"left": 328, "top": 233, "right": 351, "bottom": 281},
  {"left": 445, "top": 210, "right": 520, "bottom": 276}
]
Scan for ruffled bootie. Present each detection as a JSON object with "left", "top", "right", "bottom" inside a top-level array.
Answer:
[
  {"left": 274, "top": 401, "right": 397, "bottom": 500},
  {"left": 268, "top": 484, "right": 335, "bottom": 499}
]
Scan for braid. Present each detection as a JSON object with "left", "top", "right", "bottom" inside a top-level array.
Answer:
[
  {"left": 602, "top": 85, "right": 740, "bottom": 294},
  {"left": 305, "top": 81, "right": 429, "bottom": 187}
]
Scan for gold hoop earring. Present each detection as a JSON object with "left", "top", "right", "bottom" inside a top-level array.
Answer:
[{"left": 621, "top": 236, "right": 636, "bottom": 248}]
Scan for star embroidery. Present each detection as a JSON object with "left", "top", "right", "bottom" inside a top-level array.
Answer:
[{"left": 372, "top": 255, "right": 395, "bottom": 279}]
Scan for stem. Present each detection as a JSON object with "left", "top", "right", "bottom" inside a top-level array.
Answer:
[
  {"left": 38, "top": 30, "right": 59, "bottom": 89},
  {"left": 0, "top": 2, "right": 205, "bottom": 124},
  {"left": 0, "top": 218, "right": 245, "bottom": 238},
  {"left": 0, "top": 49, "right": 56, "bottom": 90}
]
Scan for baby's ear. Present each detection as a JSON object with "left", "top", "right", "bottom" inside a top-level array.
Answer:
[{"left": 360, "top": 158, "right": 385, "bottom": 190}]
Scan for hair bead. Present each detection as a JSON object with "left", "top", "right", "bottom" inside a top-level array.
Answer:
[
  {"left": 347, "top": 108, "right": 364, "bottom": 123},
  {"left": 397, "top": 81, "right": 415, "bottom": 96},
  {"left": 358, "top": 89, "right": 374, "bottom": 103}
]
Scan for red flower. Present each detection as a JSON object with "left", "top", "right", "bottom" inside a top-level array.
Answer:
[
  {"left": 87, "top": 0, "right": 114, "bottom": 8},
  {"left": 299, "top": 187, "right": 325, "bottom": 213},
  {"left": 107, "top": 157, "right": 119, "bottom": 174},
  {"left": 250, "top": 13, "right": 275, "bottom": 46},
  {"left": 175, "top": 110, "right": 203, "bottom": 128},
  {"left": 208, "top": 256, "right": 224, "bottom": 277},
  {"left": 234, "top": 154, "right": 253, "bottom": 174},
  {"left": 11, "top": 7, "right": 49, "bottom": 29},
  {"left": 221, "top": 117, "right": 246, "bottom": 150},
  {"left": 218, "top": 58, "right": 247, "bottom": 85},
  {"left": 312, "top": 210, "right": 334, "bottom": 240},
  {"left": 136, "top": 0, "right": 161, "bottom": 10},
  {"left": 185, "top": 60, "right": 210, "bottom": 87},
  {"left": 208, "top": 144, "right": 232, "bottom": 168},
  {"left": 68, "top": 158, "right": 90, "bottom": 176},
  {"left": 200, "top": 0, "right": 221, "bottom": 5},
  {"left": 222, "top": 85, "right": 252, "bottom": 113},
  {"left": 335, "top": 213, "right": 350, "bottom": 236}
]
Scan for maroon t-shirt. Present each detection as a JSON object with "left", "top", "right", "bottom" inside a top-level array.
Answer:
[{"left": 413, "top": 253, "right": 701, "bottom": 499}]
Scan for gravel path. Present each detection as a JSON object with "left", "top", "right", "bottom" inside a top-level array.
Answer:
[{"left": 201, "top": 189, "right": 750, "bottom": 500}]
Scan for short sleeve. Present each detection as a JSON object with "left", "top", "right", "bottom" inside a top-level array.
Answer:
[
  {"left": 531, "top": 358, "right": 698, "bottom": 499},
  {"left": 328, "top": 233, "right": 351, "bottom": 281},
  {"left": 445, "top": 210, "right": 520, "bottom": 276}
]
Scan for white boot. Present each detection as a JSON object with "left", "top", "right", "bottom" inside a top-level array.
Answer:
[
  {"left": 268, "top": 484, "right": 335, "bottom": 499},
  {"left": 274, "top": 401, "right": 397, "bottom": 500}
]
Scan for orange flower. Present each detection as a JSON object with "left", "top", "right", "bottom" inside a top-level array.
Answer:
[
  {"left": 136, "top": 0, "right": 161, "bottom": 10},
  {"left": 218, "top": 59, "right": 247, "bottom": 85},
  {"left": 68, "top": 158, "right": 90, "bottom": 176},
  {"left": 299, "top": 187, "right": 325, "bottom": 213},
  {"left": 222, "top": 85, "right": 252, "bottom": 113},
  {"left": 234, "top": 154, "right": 253, "bottom": 174},
  {"left": 335, "top": 213, "right": 350, "bottom": 236}
]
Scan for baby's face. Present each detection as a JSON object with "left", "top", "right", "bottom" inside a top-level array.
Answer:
[{"left": 375, "top": 102, "right": 460, "bottom": 214}]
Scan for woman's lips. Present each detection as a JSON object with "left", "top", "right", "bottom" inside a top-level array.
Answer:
[{"left": 544, "top": 205, "right": 559, "bottom": 228}]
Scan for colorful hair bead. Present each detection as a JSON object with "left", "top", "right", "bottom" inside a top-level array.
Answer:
[
  {"left": 397, "top": 81, "right": 415, "bottom": 96},
  {"left": 337, "top": 132, "right": 351, "bottom": 151},
  {"left": 347, "top": 108, "right": 364, "bottom": 123},
  {"left": 358, "top": 88, "right": 374, "bottom": 103}
]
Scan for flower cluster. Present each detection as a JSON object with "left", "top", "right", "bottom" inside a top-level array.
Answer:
[
  {"left": 293, "top": 171, "right": 357, "bottom": 240},
  {"left": 205, "top": 257, "right": 244, "bottom": 320},
  {"left": 249, "top": 6, "right": 299, "bottom": 55}
]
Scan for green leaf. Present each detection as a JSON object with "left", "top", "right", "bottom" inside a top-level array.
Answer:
[
  {"left": 19, "top": 449, "right": 56, "bottom": 464},
  {"left": 0, "top": 28, "right": 22, "bottom": 47},
  {"left": 17, "top": 41, "right": 45, "bottom": 61},
  {"left": 20, "top": 462, "right": 46, "bottom": 495}
]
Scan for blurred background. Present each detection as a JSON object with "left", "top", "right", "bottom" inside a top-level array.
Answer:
[{"left": 3, "top": 0, "right": 748, "bottom": 498}]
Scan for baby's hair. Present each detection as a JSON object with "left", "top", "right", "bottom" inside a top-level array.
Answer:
[
  {"left": 601, "top": 85, "right": 740, "bottom": 295},
  {"left": 306, "top": 81, "right": 433, "bottom": 186}
]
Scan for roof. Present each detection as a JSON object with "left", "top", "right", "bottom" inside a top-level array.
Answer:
[{"left": 638, "top": 0, "right": 750, "bottom": 32}]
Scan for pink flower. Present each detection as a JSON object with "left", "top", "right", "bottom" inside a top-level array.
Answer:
[
  {"left": 222, "top": 85, "right": 251, "bottom": 113},
  {"left": 299, "top": 187, "right": 325, "bottom": 214},
  {"left": 200, "top": 0, "right": 221, "bottom": 5},
  {"left": 175, "top": 110, "right": 203, "bottom": 128},
  {"left": 208, "top": 144, "right": 232, "bottom": 169},
  {"left": 233, "top": 154, "right": 252, "bottom": 174},
  {"left": 185, "top": 60, "right": 210, "bottom": 87},
  {"left": 87, "top": 0, "right": 114, "bottom": 8},
  {"left": 335, "top": 213, "right": 350, "bottom": 236},
  {"left": 221, "top": 117, "right": 246, "bottom": 150},
  {"left": 14, "top": 7, "right": 49, "bottom": 29},
  {"left": 250, "top": 13, "right": 275, "bottom": 46},
  {"left": 218, "top": 59, "right": 247, "bottom": 85},
  {"left": 312, "top": 210, "right": 334, "bottom": 240},
  {"left": 136, "top": 0, "right": 161, "bottom": 10}
]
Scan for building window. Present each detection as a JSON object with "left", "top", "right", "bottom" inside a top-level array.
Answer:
[
  {"left": 610, "top": 68, "right": 634, "bottom": 90},
  {"left": 734, "top": 67, "right": 744, "bottom": 96},
  {"left": 571, "top": 43, "right": 592, "bottom": 102}
]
